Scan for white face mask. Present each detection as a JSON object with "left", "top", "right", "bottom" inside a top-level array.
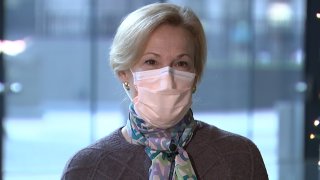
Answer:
[{"left": 131, "top": 66, "right": 195, "bottom": 129}]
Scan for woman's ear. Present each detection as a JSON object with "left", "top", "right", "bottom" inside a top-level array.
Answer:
[
  {"left": 193, "top": 75, "right": 198, "bottom": 86},
  {"left": 118, "top": 70, "right": 130, "bottom": 82},
  {"left": 118, "top": 70, "right": 135, "bottom": 97}
]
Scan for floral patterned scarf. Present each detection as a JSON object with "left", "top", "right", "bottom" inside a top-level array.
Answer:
[{"left": 125, "top": 104, "right": 198, "bottom": 180}]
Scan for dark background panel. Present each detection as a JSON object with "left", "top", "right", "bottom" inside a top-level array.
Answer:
[
  {"left": 0, "top": 0, "right": 5, "bottom": 179},
  {"left": 304, "top": 0, "right": 320, "bottom": 179}
]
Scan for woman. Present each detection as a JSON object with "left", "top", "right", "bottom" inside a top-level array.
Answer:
[{"left": 62, "top": 3, "right": 268, "bottom": 180}]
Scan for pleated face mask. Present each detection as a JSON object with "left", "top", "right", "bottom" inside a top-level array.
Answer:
[{"left": 132, "top": 66, "right": 195, "bottom": 129}]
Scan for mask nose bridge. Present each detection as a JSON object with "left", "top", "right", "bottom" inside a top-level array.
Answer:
[{"left": 160, "top": 69, "right": 176, "bottom": 89}]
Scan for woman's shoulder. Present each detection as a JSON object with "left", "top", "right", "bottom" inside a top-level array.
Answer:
[
  {"left": 61, "top": 128, "right": 145, "bottom": 179},
  {"left": 189, "top": 120, "right": 268, "bottom": 180},
  {"left": 61, "top": 129, "right": 121, "bottom": 178},
  {"left": 194, "top": 120, "right": 258, "bottom": 150}
]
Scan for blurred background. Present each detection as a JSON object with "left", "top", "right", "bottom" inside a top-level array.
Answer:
[{"left": 0, "top": 0, "right": 319, "bottom": 179}]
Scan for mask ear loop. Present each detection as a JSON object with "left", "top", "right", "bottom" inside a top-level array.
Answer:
[
  {"left": 192, "top": 75, "right": 198, "bottom": 94},
  {"left": 123, "top": 82, "right": 133, "bottom": 101},
  {"left": 122, "top": 68, "right": 136, "bottom": 102}
]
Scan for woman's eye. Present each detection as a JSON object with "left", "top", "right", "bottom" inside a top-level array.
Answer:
[
  {"left": 176, "top": 61, "right": 189, "bottom": 67},
  {"left": 144, "top": 59, "right": 157, "bottom": 65}
]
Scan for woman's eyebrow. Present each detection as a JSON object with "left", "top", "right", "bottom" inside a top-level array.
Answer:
[
  {"left": 141, "top": 52, "right": 193, "bottom": 59},
  {"left": 177, "top": 53, "right": 192, "bottom": 59},
  {"left": 142, "top": 52, "right": 160, "bottom": 57}
]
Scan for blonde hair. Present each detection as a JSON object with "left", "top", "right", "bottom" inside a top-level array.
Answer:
[{"left": 109, "top": 3, "right": 207, "bottom": 82}]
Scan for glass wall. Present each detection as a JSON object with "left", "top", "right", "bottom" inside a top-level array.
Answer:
[
  {"left": 3, "top": 0, "right": 305, "bottom": 179},
  {"left": 168, "top": 0, "right": 305, "bottom": 179}
]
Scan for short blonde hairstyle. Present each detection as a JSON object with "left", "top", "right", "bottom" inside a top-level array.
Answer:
[{"left": 109, "top": 3, "right": 207, "bottom": 82}]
